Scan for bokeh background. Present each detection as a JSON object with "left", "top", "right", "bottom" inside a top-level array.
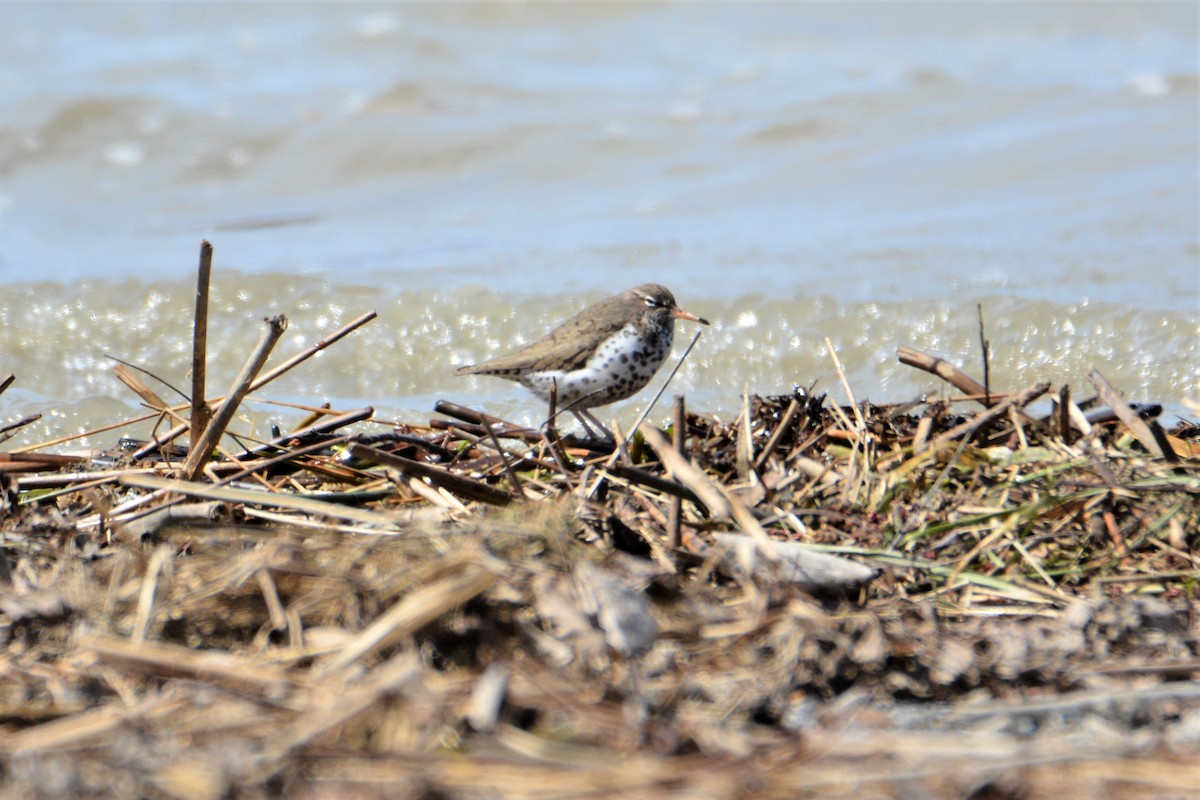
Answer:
[{"left": 1, "top": 2, "right": 1196, "bottom": 446}]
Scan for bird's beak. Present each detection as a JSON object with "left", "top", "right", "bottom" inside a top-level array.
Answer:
[{"left": 671, "top": 307, "right": 710, "bottom": 326}]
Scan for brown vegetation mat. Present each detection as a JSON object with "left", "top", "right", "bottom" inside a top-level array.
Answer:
[{"left": 2, "top": 261, "right": 1199, "bottom": 799}]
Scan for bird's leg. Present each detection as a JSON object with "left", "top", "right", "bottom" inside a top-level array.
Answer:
[
  {"left": 573, "top": 408, "right": 614, "bottom": 441},
  {"left": 545, "top": 378, "right": 562, "bottom": 440}
]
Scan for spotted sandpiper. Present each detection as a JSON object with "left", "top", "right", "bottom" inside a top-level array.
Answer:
[{"left": 456, "top": 284, "right": 709, "bottom": 438}]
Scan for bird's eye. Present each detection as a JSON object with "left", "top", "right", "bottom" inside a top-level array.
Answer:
[{"left": 644, "top": 297, "right": 657, "bottom": 307}]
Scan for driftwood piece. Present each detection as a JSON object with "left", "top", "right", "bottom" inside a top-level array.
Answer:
[
  {"left": 0, "top": 452, "right": 87, "bottom": 473},
  {"left": 0, "top": 414, "right": 43, "bottom": 444},
  {"left": 712, "top": 533, "right": 877, "bottom": 593},
  {"left": 116, "top": 500, "right": 230, "bottom": 541},
  {"left": 898, "top": 346, "right": 993, "bottom": 404}
]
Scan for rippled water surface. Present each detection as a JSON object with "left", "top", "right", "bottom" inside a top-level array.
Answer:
[{"left": 1, "top": 3, "right": 1196, "bottom": 447}]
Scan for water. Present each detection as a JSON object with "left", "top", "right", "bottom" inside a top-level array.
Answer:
[{"left": 1, "top": 2, "right": 1196, "bottom": 448}]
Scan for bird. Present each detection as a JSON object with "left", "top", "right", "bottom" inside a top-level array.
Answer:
[{"left": 456, "top": 284, "right": 709, "bottom": 439}]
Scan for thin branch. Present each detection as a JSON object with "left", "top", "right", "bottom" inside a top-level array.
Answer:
[{"left": 191, "top": 240, "right": 214, "bottom": 448}]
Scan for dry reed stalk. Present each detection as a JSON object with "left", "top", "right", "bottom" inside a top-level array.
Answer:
[
  {"left": 321, "top": 558, "right": 497, "bottom": 674},
  {"left": 0, "top": 414, "right": 42, "bottom": 442},
  {"left": 640, "top": 425, "right": 779, "bottom": 560},
  {"left": 1089, "top": 367, "right": 1174, "bottom": 460},
  {"left": 191, "top": 241, "right": 213, "bottom": 449},
  {"left": 81, "top": 633, "right": 293, "bottom": 698},
  {"left": 119, "top": 473, "right": 401, "bottom": 527},
  {"left": 131, "top": 310, "right": 378, "bottom": 460},
  {"left": 182, "top": 314, "right": 287, "bottom": 480},
  {"left": 348, "top": 441, "right": 518, "bottom": 506},
  {"left": 667, "top": 394, "right": 685, "bottom": 551}
]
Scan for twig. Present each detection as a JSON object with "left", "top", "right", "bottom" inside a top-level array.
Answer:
[
  {"left": 826, "top": 337, "right": 866, "bottom": 433},
  {"left": 0, "top": 414, "right": 42, "bottom": 439},
  {"left": 245, "top": 407, "right": 374, "bottom": 456},
  {"left": 13, "top": 410, "right": 161, "bottom": 454},
  {"left": 667, "top": 395, "right": 685, "bottom": 551},
  {"left": 977, "top": 303, "right": 991, "bottom": 406},
  {"left": 481, "top": 413, "right": 525, "bottom": 496},
  {"left": 132, "top": 310, "right": 379, "bottom": 459},
  {"left": 250, "top": 310, "right": 376, "bottom": 392},
  {"left": 348, "top": 442, "right": 517, "bottom": 506},
  {"left": 191, "top": 240, "right": 213, "bottom": 448},
  {"left": 1058, "top": 384, "right": 1072, "bottom": 442},
  {"left": 182, "top": 315, "right": 287, "bottom": 481},
  {"left": 897, "top": 346, "right": 992, "bottom": 407},
  {"left": 753, "top": 397, "right": 800, "bottom": 473},
  {"left": 1088, "top": 367, "right": 1173, "bottom": 460}
]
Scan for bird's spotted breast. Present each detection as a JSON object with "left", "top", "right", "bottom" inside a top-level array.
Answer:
[{"left": 518, "top": 323, "right": 673, "bottom": 409}]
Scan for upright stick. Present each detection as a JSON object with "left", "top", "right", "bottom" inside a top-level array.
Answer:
[{"left": 190, "top": 241, "right": 213, "bottom": 449}]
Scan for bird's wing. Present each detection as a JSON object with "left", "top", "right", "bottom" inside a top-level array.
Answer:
[{"left": 457, "top": 295, "right": 630, "bottom": 375}]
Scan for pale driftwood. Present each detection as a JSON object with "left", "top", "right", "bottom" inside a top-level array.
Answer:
[
  {"left": 81, "top": 633, "right": 293, "bottom": 699},
  {"left": 572, "top": 560, "right": 657, "bottom": 657},
  {"left": 115, "top": 500, "right": 230, "bottom": 541},
  {"left": 467, "top": 661, "right": 511, "bottom": 733},
  {"left": 712, "top": 532, "right": 876, "bottom": 593}
]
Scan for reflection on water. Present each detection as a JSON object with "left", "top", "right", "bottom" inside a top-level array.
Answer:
[
  {"left": 1, "top": 275, "right": 1195, "bottom": 449},
  {"left": 0, "top": 3, "right": 1196, "bottom": 445}
]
